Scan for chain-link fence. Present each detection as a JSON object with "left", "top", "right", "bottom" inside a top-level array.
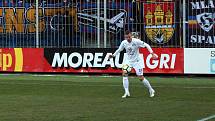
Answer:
[{"left": 0, "top": 0, "right": 214, "bottom": 48}]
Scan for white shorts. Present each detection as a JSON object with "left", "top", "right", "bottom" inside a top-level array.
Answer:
[{"left": 124, "top": 60, "right": 144, "bottom": 76}]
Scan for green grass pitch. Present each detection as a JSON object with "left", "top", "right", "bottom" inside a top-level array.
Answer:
[{"left": 0, "top": 74, "right": 214, "bottom": 121}]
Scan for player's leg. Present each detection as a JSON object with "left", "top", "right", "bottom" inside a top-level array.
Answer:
[
  {"left": 138, "top": 75, "right": 155, "bottom": 97},
  {"left": 133, "top": 62, "right": 155, "bottom": 97},
  {"left": 122, "top": 69, "right": 130, "bottom": 98}
]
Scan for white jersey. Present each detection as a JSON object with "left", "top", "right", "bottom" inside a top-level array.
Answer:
[{"left": 113, "top": 38, "right": 153, "bottom": 63}]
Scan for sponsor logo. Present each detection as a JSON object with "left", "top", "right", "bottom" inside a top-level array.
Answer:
[
  {"left": 210, "top": 59, "right": 215, "bottom": 72},
  {"left": 0, "top": 48, "right": 23, "bottom": 71},
  {"left": 51, "top": 52, "right": 123, "bottom": 68},
  {"left": 144, "top": 3, "right": 175, "bottom": 44},
  {"left": 143, "top": 54, "right": 176, "bottom": 69},
  {"left": 51, "top": 52, "right": 177, "bottom": 69},
  {"left": 210, "top": 50, "right": 215, "bottom": 73}
]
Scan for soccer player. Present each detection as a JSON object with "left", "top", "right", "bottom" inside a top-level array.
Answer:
[{"left": 109, "top": 30, "right": 158, "bottom": 98}]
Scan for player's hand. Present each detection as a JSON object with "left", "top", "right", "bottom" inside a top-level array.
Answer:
[
  {"left": 151, "top": 53, "right": 158, "bottom": 59},
  {"left": 108, "top": 54, "right": 114, "bottom": 59}
]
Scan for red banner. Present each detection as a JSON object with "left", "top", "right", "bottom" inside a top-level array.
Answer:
[
  {"left": 0, "top": 48, "right": 44, "bottom": 72},
  {"left": 140, "top": 48, "right": 183, "bottom": 74},
  {"left": 0, "top": 48, "right": 184, "bottom": 74}
]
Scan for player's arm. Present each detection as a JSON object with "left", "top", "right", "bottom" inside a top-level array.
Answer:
[
  {"left": 143, "top": 43, "right": 158, "bottom": 59},
  {"left": 109, "top": 42, "right": 124, "bottom": 59},
  {"left": 138, "top": 40, "right": 158, "bottom": 59}
]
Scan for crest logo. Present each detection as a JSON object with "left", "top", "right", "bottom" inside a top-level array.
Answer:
[
  {"left": 144, "top": 3, "right": 175, "bottom": 44},
  {"left": 196, "top": 12, "right": 215, "bottom": 32}
]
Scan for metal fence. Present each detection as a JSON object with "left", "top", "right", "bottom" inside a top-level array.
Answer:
[{"left": 0, "top": 0, "right": 214, "bottom": 48}]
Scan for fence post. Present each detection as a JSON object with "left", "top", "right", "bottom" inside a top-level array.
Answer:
[
  {"left": 36, "top": 0, "right": 39, "bottom": 48},
  {"left": 97, "top": 0, "right": 100, "bottom": 48},
  {"left": 104, "top": 0, "right": 107, "bottom": 48},
  {"left": 183, "top": 0, "right": 186, "bottom": 48}
]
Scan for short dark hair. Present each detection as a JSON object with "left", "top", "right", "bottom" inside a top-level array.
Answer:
[{"left": 125, "top": 30, "right": 131, "bottom": 35}]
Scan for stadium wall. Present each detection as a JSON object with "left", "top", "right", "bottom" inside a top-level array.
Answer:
[{"left": 1, "top": 48, "right": 215, "bottom": 74}]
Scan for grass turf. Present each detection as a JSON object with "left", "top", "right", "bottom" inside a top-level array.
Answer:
[{"left": 0, "top": 74, "right": 214, "bottom": 121}]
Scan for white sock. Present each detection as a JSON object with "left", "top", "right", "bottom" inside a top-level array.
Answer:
[
  {"left": 142, "top": 78, "right": 153, "bottom": 91},
  {"left": 123, "top": 77, "right": 129, "bottom": 94}
]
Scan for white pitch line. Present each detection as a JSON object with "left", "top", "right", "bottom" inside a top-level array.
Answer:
[
  {"left": 0, "top": 82, "right": 214, "bottom": 89},
  {"left": 197, "top": 115, "right": 215, "bottom": 121}
]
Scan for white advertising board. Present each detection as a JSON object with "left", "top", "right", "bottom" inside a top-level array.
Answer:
[{"left": 184, "top": 48, "right": 215, "bottom": 74}]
